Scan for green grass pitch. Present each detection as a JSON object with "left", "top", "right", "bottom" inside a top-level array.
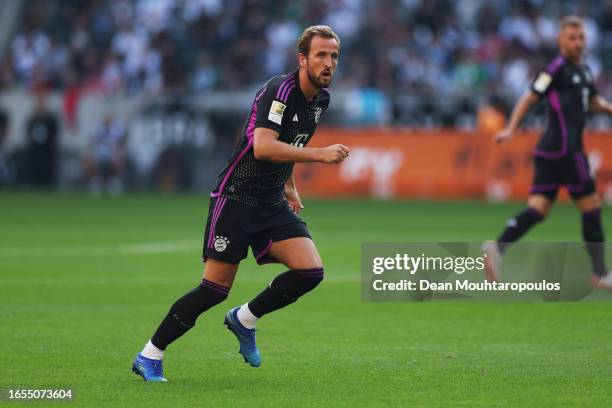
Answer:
[{"left": 1, "top": 192, "right": 610, "bottom": 407}]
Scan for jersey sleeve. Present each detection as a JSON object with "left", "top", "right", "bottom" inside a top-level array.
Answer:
[
  {"left": 254, "top": 83, "right": 289, "bottom": 133},
  {"left": 530, "top": 68, "right": 558, "bottom": 98}
]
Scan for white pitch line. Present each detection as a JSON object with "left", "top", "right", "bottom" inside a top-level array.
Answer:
[
  {"left": 0, "top": 239, "right": 202, "bottom": 258},
  {"left": 0, "top": 274, "right": 362, "bottom": 286}
]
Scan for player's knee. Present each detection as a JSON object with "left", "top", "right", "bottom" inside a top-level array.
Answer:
[
  {"left": 527, "top": 196, "right": 552, "bottom": 218},
  {"left": 270, "top": 268, "right": 324, "bottom": 300},
  {"left": 169, "top": 280, "right": 230, "bottom": 326},
  {"left": 294, "top": 268, "right": 324, "bottom": 293},
  {"left": 526, "top": 206, "right": 547, "bottom": 221}
]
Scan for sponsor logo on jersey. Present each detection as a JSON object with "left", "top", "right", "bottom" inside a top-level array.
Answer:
[
  {"left": 533, "top": 71, "right": 552, "bottom": 93},
  {"left": 572, "top": 74, "right": 581, "bottom": 84},
  {"left": 291, "top": 134, "right": 309, "bottom": 148},
  {"left": 214, "top": 236, "right": 230, "bottom": 252},
  {"left": 268, "top": 101, "right": 286, "bottom": 125},
  {"left": 293, "top": 114, "right": 299, "bottom": 122}
]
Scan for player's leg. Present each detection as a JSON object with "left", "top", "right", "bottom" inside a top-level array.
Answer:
[
  {"left": 133, "top": 195, "right": 248, "bottom": 380},
  {"left": 132, "top": 260, "right": 238, "bottom": 381},
  {"left": 497, "top": 193, "right": 553, "bottom": 252},
  {"left": 245, "top": 237, "right": 323, "bottom": 321},
  {"left": 147, "top": 260, "right": 238, "bottom": 354},
  {"left": 567, "top": 152, "right": 611, "bottom": 288},
  {"left": 483, "top": 193, "right": 554, "bottom": 282},
  {"left": 483, "top": 156, "right": 558, "bottom": 281},
  {"left": 574, "top": 193, "right": 611, "bottom": 287},
  {"left": 224, "top": 223, "right": 321, "bottom": 367}
]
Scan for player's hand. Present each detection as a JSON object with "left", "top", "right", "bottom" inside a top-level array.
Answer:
[
  {"left": 284, "top": 187, "right": 304, "bottom": 214},
  {"left": 318, "top": 144, "right": 350, "bottom": 163},
  {"left": 493, "top": 128, "right": 513, "bottom": 144}
]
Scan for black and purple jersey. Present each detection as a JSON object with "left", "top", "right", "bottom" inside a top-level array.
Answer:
[
  {"left": 530, "top": 55, "right": 598, "bottom": 158},
  {"left": 211, "top": 70, "right": 330, "bottom": 209}
]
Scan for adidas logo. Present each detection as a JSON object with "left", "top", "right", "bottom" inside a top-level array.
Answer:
[{"left": 293, "top": 114, "right": 298, "bottom": 122}]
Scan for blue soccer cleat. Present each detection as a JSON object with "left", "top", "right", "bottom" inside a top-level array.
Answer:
[
  {"left": 224, "top": 307, "right": 261, "bottom": 367},
  {"left": 132, "top": 353, "right": 168, "bottom": 382}
]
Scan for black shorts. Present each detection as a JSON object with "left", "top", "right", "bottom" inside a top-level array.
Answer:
[
  {"left": 202, "top": 195, "right": 311, "bottom": 265},
  {"left": 530, "top": 152, "right": 596, "bottom": 200}
]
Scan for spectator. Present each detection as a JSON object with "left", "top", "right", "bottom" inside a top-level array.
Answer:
[
  {"left": 83, "top": 114, "right": 127, "bottom": 195},
  {"left": 26, "top": 93, "right": 59, "bottom": 187}
]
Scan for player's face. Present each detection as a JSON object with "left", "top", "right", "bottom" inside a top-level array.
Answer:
[
  {"left": 300, "top": 36, "right": 339, "bottom": 88},
  {"left": 559, "top": 25, "right": 585, "bottom": 61}
]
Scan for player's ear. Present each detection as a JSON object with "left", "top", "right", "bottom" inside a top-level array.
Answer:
[{"left": 298, "top": 53, "right": 307, "bottom": 68}]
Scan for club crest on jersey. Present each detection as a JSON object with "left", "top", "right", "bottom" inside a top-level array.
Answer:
[
  {"left": 314, "top": 107, "right": 323, "bottom": 124},
  {"left": 269, "top": 101, "right": 286, "bottom": 125},
  {"left": 214, "top": 236, "right": 230, "bottom": 252}
]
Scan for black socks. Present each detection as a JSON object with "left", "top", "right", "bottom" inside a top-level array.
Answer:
[
  {"left": 582, "top": 209, "right": 607, "bottom": 277},
  {"left": 497, "top": 207, "right": 544, "bottom": 254},
  {"left": 248, "top": 268, "right": 324, "bottom": 318},
  {"left": 151, "top": 279, "right": 229, "bottom": 350}
]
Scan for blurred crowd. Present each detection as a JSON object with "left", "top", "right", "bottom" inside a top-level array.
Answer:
[{"left": 1, "top": 0, "right": 612, "bottom": 102}]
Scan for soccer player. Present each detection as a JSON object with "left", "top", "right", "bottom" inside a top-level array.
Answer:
[
  {"left": 132, "top": 25, "right": 348, "bottom": 381},
  {"left": 483, "top": 16, "right": 612, "bottom": 289}
]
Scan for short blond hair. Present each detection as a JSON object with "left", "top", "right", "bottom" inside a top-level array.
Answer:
[
  {"left": 560, "top": 15, "right": 584, "bottom": 30},
  {"left": 297, "top": 25, "right": 340, "bottom": 56}
]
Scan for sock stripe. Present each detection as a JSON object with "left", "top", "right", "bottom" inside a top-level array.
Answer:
[
  {"left": 582, "top": 208, "right": 601, "bottom": 219},
  {"left": 294, "top": 268, "right": 324, "bottom": 274},
  {"left": 294, "top": 268, "right": 324, "bottom": 278},
  {"left": 201, "top": 279, "right": 229, "bottom": 295}
]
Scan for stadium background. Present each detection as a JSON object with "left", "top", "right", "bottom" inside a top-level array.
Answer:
[{"left": 1, "top": 0, "right": 611, "bottom": 407}]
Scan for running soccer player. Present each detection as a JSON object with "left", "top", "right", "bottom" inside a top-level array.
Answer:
[
  {"left": 132, "top": 25, "right": 348, "bottom": 381},
  {"left": 483, "top": 16, "right": 612, "bottom": 289}
]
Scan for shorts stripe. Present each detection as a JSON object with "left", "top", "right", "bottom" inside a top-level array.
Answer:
[
  {"left": 255, "top": 239, "right": 273, "bottom": 263},
  {"left": 530, "top": 184, "right": 559, "bottom": 193},
  {"left": 575, "top": 153, "right": 589, "bottom": 182},
  {"left": 207, "top": 197, "right": 227, "bottom": 249},
  {"left": 566, "top": 184, "right": 584, "bottom": 193}
]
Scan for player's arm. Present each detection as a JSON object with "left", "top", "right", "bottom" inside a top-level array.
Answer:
[
  {"left": 493, "top": 91, "right": 539, "bottom": 144},
  {"left": 284, "top": 170, "right": 304, "bottom": 214},
  {"left": 590, "top": 95, "right": 612, "bottom": 115},
  {"left": 253, "top": 127, "right": 348, "bottom": 163}
]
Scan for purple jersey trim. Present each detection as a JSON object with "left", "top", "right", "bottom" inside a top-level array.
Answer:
[
  {"left": 280, "top": 84, "right": 296, "bottom": 103},
  {"left": 214, "top": 101, "right": 258, "bottom": 196},
  {"left": 534, "top": 90, "right": 567, "bottom": 159},
  {"left": 276, "top": 76, "right": 295, "bottom": 100},
  {"left": 546, "top": 55, "right": 565, "bottom": 75}
]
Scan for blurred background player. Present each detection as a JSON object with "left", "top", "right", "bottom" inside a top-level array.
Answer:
[
  {"left": 484, "top": 16, "right": 612, "bottom": 289},
  {"left": 82, "top": 114, "right": 127, "bottom": 195},
  {"left": 132, "top": 25, "right": 348, "bottom": 382},
  {"left": 26, "top": 93, "right": 58, "bottom": 187}
]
